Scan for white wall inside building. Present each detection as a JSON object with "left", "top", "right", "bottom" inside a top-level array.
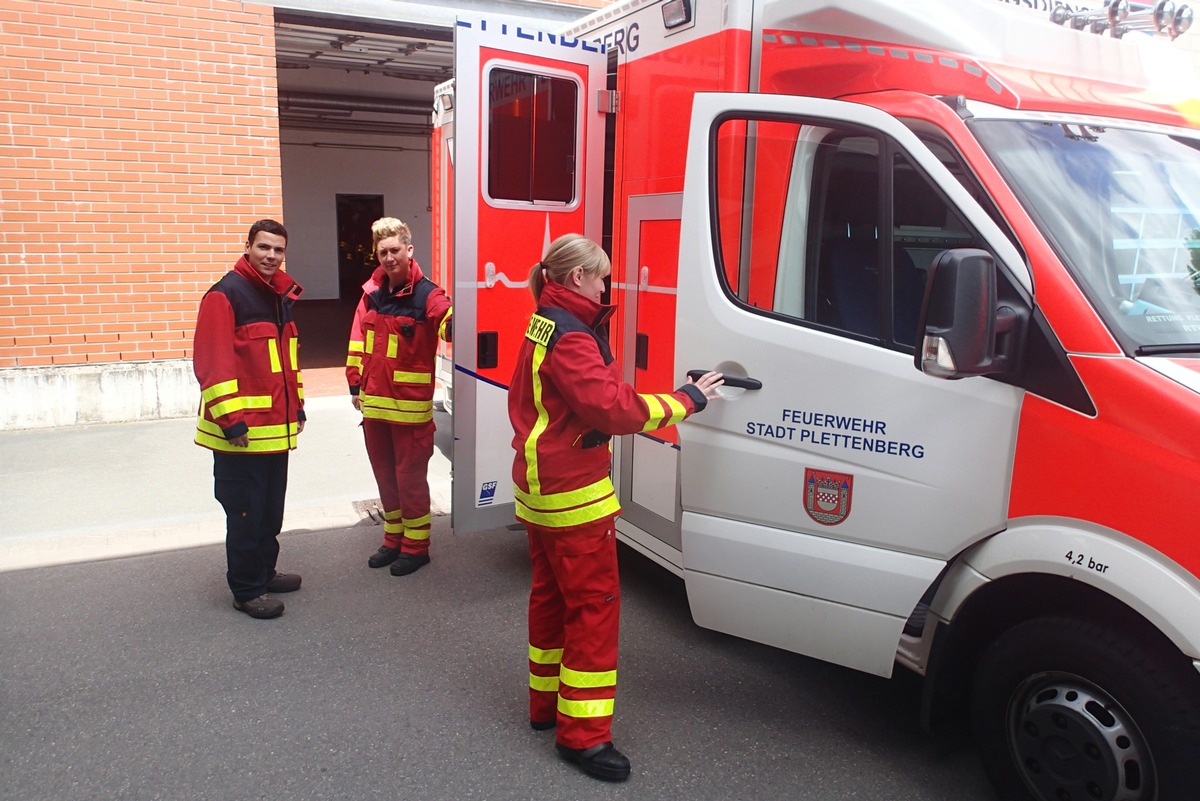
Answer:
[{"left": 281, "top": 132, "right": 433, "bottom": 300}]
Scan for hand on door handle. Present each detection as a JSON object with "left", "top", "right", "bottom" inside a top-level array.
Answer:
[{"left": 687, "top": 369, "right": 762, "bottom": 391}]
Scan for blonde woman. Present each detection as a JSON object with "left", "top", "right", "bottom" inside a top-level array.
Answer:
[
  {"left": 346, "top": 218, "right": 452, "bottom": 576},
  {"left": 508, "top": 233, "right": 722, "bottom": 781}
]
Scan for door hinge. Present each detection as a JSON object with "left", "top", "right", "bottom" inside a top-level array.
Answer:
[{"left": 597, "top": 89, "right": 620, "bottom": 114}]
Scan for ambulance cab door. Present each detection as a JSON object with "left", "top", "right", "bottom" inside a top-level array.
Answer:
[
  {"left": 674, "top": 94, "right": 1030, "bottom": 677},
  {"left": 449, "top": 16, "right": 608, "bottom": 534}
]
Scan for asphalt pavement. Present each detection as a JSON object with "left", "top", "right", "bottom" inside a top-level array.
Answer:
[{"left": 0, "top": 395, "right": 996, "bottom": 800}]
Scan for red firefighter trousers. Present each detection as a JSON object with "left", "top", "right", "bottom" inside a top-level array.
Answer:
[
  {"left": 526, "top": 515, "right": 620, "bottom": 750},
  {"left": 362, "top": 419, "right": 435, "bottom": 555}
]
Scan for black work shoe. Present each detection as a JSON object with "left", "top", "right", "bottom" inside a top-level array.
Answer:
[
  {"left": 265, "top": 571, "right": 301, "bottom": 593},
  {"left": 368, "top": 546, "right": 401, "bottom": 568},
  {"left": 530, "top": 719, "right": 556, "bottom": 731},
  {"left": 555, "top": 742, "right": 631, "bottom": 782},
  {"left": 232, "top": 594, "right": 284, "bottom": 619},
  {"left": 389, "top": 553, "right": 430, "bottom": 576}
]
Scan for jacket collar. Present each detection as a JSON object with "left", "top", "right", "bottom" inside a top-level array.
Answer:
[
  {"left": 234, "top": 256, "right": 303, "bottom": 299},
  {"left": 364, "top": 260, "right": 424, "bottom": 296},
  {"left": 539, "top": 280, "right": 614, "bottom": 330}
]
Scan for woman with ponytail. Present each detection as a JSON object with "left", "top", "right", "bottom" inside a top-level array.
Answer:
[{"left": 508, "top": 233, "right": 722, "bottom": 782}]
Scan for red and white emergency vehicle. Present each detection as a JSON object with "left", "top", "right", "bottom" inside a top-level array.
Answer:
[{"left": 430, "top": 1, "right": 1200, "bottom": 798}]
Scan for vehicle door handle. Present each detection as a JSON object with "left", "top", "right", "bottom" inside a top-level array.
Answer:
[{"left": 687, "top": 370, "right": 763, "bottom": 391}]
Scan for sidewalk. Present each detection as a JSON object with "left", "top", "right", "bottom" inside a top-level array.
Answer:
[{"left": 0, "top": 370, "right": 452, "bottom": 572}]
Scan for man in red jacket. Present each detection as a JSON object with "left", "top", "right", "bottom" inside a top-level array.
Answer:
[{"left": 193, "top": 219, "right": 305, "bottom": 620}]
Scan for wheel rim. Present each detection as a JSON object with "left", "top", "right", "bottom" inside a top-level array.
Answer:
[{"left": 1007, "top": 672, "right": 1155, "bottom": 801}]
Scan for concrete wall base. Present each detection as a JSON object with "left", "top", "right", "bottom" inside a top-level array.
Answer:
[{"left": 0, "top": 360, "right": 198, "bottom": 430}]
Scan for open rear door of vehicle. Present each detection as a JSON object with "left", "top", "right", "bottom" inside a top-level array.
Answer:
[{"left": 450, "top": 16, "right": 607, "bottom": 533}]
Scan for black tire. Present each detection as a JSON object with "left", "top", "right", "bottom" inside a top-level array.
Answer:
[{"left": 970, "top": 616, "right": 1200, "bottom": 801}]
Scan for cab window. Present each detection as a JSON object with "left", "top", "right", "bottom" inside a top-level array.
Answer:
[{"left": 713, "top": 115, "right": 984, "bottom": 349}]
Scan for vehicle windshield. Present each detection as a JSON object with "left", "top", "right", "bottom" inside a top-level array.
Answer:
[{"left": 970, "top": 119, "right": 1200, "bottom": 353}]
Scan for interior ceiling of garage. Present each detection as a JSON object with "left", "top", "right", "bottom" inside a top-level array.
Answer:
[
  {"left": 272, "top": 2, "right": 594, "bottom": 139},
  {"left": 273, "top": 11, "right": 454, "bottom": 138}
]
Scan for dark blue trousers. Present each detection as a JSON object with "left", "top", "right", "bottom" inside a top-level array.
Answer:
[{"left": 213, "top": 451, "right": 289, "bottom": 602}]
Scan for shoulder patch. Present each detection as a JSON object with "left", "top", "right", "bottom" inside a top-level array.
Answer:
[{"left": 525, "top": 314, "right": 556, "bottom": 347}]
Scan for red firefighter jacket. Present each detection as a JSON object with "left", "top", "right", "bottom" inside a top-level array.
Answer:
[
  {"left": 193, "top": 256, "right": 305, "bottom": 454},
  {"left": 345, "top": 260, "right": 452, "bottom": 425},
  {"left": 508, "top": 281, "right": 709, "bottom": 530}
]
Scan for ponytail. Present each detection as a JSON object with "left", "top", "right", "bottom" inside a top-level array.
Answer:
[{"left": 529, "top": 234, "right": 611, "bottom": 302}]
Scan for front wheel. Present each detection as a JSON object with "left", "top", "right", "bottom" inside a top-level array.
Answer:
[{"left": 971, "top": 616, "right": 1200, "bottom": 801}]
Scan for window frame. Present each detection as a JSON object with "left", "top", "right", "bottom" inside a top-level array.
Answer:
[{"left": 481, "top": 59, "right": 586, "bottom": 211}]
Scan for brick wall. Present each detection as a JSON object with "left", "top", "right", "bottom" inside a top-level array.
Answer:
[{"left": 0, "top": 0, "right": 282, "bottom": 369}]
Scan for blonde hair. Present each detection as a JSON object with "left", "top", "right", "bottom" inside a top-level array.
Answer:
[
  {"left": 371, "top": 217, "right": 412, "bottom": 249},
  {"left": 528, "top": 234, "right": 611, "bottom": 301}
]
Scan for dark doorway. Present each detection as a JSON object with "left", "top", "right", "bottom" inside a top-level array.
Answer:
[
  {"left": 294, "top": 194, "right": 385, "bottom": 375},
  {"left": 337, "top": 194, "right": 385, "bottom": 301}
]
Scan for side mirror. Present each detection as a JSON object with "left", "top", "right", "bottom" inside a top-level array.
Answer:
[{"left": 915, "top": 248, "right": 1019, "bottom": 379}]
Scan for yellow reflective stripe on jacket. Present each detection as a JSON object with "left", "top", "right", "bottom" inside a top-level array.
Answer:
[
  {"left": 289, "top": 337, "right": 298, "bottom": 370},
  {"left": 195, "top": 431, "right": 297, "bottom": 453},
  {"left": 267, "top": 339, "right": 282, "bottom": 373},
  {"left": 529, "top": 644, "right": 563, "bottom": 665},
  {"left": 638, "top": 393, "right": 688, "bottom": 431},
  {"left": 195, "top": 418, "right": 300, "bottom": 453},
  {"left": 346, "top": 355, "right": 363, "bottom": 369},
  {"left": 560, "top": 665, "right": 617, "bottom": 689},
  {"left": 360, "top": 394, "right": 434, "bottom": 424},
  {"left": 393, "top": 370, "right": 432, "bottom": 384},
  {"left": 514, "top": 477, "right": 615, "bottom": 512},
  {"left": 197, "top": 418, "right": 299, "bottom": 439},
  {"left": 348, "top": 340, "right": 365, "bottom": 353},
  {"left": 557, "top": 697, "right": 614, "bottom": 719},
  {"left": 362, "top": 406, "right": 433, "bottom": 424},
  {"left": 201, "top": 379, "right": 238, "bottom": 404},
  {"left": 365, "top": 330, "right": 375, "bottom": 354},
  {"left": 360, "top": 394, "right": 432, "bottom": 412},
  {"left": 387, "top": 333, "right": 399, "bottom": 359},
  {"left": 529, "top": 672, "right": 559, "bottom": 693},
  {"left": 515, "top": 492, "right": 620, "bottom": 529},
  {"left": 523, "top": 343, "right": 551, "bottom": 495},
  {"left": 438, "top": 307, "right": 453, "bottom": 341},
  {"left": 208, "top": 394, "right": 273, "bottom": 419}
]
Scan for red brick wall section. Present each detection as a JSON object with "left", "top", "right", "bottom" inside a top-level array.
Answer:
[{"left": 0, "top": 0, "right": 283, "bottom": 368}]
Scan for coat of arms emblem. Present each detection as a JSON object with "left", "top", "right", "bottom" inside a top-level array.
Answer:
[{"left": 804, "top": 468, "right": 853, "bottom": 526}]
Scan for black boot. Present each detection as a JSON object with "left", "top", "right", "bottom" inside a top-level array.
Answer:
[
  {"left": 368, "top": 546, "right": 400, "bottom": 568},
  {"left": 555, "top": 742, "right": 631, "bottom": 782}
]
